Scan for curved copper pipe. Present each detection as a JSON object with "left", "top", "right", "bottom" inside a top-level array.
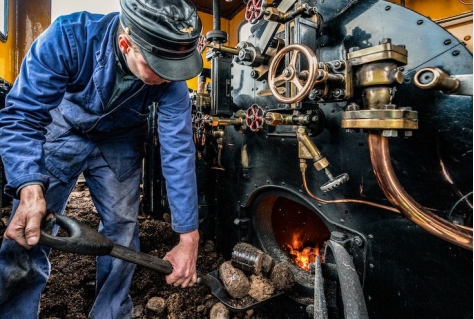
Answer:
[
  {"left": 368, "top": 133, "right": 473, "bottom": 251},
  {"left": 301, "top": 172, "right": 400, "bottom": 214}
]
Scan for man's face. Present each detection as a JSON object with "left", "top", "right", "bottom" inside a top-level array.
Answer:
[{"left": 118, "top": 34, "right": 170, "bottom": 86}]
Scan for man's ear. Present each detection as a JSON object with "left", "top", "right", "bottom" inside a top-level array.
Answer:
[{"left": 118, "top": 35, "right": 131, "bottom": 54}]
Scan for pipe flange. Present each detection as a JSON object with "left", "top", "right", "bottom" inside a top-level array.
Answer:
[{"left": 341, "top": 108, "right": 418, "bottom": 130}]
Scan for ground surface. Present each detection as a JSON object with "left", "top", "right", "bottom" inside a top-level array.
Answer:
[{"left": 0, "top": 186, "right": 307, "bottom": 319}]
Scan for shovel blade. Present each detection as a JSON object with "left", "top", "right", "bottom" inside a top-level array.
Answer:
[
  {"left": 200, "top": 270, "right": 285, "bottom": 313},
  {"left": 198, "top": 271, "right": 232, "bottom": 302}
]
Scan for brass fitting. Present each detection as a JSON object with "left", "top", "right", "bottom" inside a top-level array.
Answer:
[
  {"left": 299, "top": 159, "right": 308, "bottom": 174},
  {"left": 357, "top": 62, "right": 404, "bottom": 87},
  {"left": 209, "top": 116, "right": 244, "bottom": 127},
  {"left": 341, "top": 105, "right": 418, "bottom": 130},
  {"left": 195, "top": 93, "right": 210, "bottom": 109},
  {"left": 209, "top": 42, "right": 240, "bottom": 56},
  {"left": 265, "top": 112, "right": 293, "bottom": 126},
  {"left": 264, "top": 4, "right": 317, "bottom": 23},
  {"left": 348, "top": 39, "right": 407, "bottom": 109},
  {"left": 414, "top": 67, "right": 460, "bottom": 93},
  {"left": 296, "top": 126, "right": 329, "bottom": 171},
  {"left": 347, "top": 39, "right": 408, "bottom": 66},
  {"left": 342, "top": 38, "right": 416, "bottom": 133},
  {"left": 212, "top": 128, "right": 225, "bottom": 140}
]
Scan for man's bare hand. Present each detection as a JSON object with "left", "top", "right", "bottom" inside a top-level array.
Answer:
[
  {"left": 4, "top": 184, "right": 47, "bottom": 249},
  {"left": 163, "top": 229, "right": 199, "bottom": 288}
]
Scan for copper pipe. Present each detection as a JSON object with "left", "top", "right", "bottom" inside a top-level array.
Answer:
[
  {"left": 301, "top": 171, "right": 400, "bottom": 214},
  {"left": 368, "top": 133, "right": 473, "bottom": 251}
]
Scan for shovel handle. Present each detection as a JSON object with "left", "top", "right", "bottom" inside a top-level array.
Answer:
[
  {"left": 110, "top": 244, "right": 172, "bottom": 275},
  {"left": 40, "top": 213, "right": 114, "bottom": 255},
  {"left": 40, "top": 213, "right": 173, "bottom": 275}
]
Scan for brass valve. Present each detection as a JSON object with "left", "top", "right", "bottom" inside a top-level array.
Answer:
[
  {"left": 342, "top": 38, "right": 417, "bottom": 136},
  {"left": 296, "top": 126, "right": 349, "bottom": 192},
  {"left": 297, "top": 129, "right": 329, "bottom": 171}
]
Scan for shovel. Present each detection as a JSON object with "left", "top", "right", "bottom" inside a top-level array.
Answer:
[{"left": 39, "top": 213, "right": 282, "bottom": 312}]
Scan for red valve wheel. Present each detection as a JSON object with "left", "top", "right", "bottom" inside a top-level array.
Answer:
[
  {"left": 245, "top": 0, "right": 266, "bottom": 24},
  {"left": 197, "top": 34, "right": 207, "bottom": 54},
  {"left": 245, "top": 104, "right": 265, "bottom": 131}
]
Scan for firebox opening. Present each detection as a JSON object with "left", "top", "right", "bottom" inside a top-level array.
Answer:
[
  {"left": 271, "top": 197, "right": 331, "bottom": 271},
  {"left": 252, "top": 191, "right": 333, "bottom": 302}
]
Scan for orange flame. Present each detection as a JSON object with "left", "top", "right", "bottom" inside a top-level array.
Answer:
[{"left": 285, "top": 232, "right": 325, "bottom": 270}]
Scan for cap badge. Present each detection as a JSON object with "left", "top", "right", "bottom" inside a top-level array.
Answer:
[{"left": 180, "top": 27, "right": 194, "bottom": 34}]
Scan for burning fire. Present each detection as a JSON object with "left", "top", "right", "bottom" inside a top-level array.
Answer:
[{"left": 286, "top": 232, "right": 325, "bottom": 270}]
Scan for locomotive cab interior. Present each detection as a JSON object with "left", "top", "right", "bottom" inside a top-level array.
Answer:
[{"left": 1, "top": 0, "right": 473, "bottom": 318}]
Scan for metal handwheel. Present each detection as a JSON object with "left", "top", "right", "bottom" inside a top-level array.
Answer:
[
  {"left": 268, "top": 44, "right": 319, "bottom": 104},
  {"left": 245, "top": 0, "right": 266, "bottom": 24},
  {"left": 197, "top": 34, "right": 207, "bottom": 53},
  {"left": 245, "top": 104, "right": 265, "bottom": 131}
]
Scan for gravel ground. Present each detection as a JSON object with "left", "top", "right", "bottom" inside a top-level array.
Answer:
[{"left": 0, "top": 185, "right": 308, "bottom": 319}]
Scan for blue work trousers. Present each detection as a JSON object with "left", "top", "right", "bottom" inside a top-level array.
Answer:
[{"left": 0, "top": 147, "right": 142, "bottom": 319}]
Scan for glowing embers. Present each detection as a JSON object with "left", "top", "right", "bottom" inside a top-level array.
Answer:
[
  {"left": 271, "top": 197, "right": 330, "bottom": 271},
  {"left": 286, "top": 234, "right": 326, "bottom": 270}
]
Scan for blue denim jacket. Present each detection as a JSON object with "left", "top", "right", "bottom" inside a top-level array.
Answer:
[{"left": 0, "top": 12, "right": 198, "bottom": 233}]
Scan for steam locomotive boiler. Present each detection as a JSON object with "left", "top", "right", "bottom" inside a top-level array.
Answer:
[{"left": 180, "top": 0, "right": 473, "bottom": 318}]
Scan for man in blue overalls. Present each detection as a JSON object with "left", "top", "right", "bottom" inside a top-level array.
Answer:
[{"left": 0, "top": 0, "right": 202, "bottom": 317}]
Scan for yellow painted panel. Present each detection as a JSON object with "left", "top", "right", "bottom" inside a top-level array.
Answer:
[
  {"left": 0, "top": 0, "right": 51, "bottom": 83},
  {"left": 389, "top": 0, "right": 472, "bottom": 53},
  {"left": 0, "top": 0, "right": 17, "bottom": 84},
  {"left": 389, "top": 0, "right": 472, "bottom": 20},
  {"left": 444, "top": 21, "right": 473, "bottom": 52},
  {"left": 186, "top": 12, "right": 231, "bottom": 90},
  {"left": 229, "top": 9, "right": 246, "bottom": 46},
  {"left": 15, "top": 0, "right": 51, "bottom": 69}
]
